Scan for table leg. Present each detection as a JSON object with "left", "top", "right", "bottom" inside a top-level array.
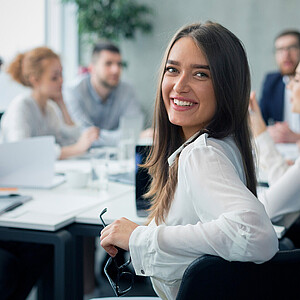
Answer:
[{"left": 0, "top": 227, "right": 72, "bottom": 300}]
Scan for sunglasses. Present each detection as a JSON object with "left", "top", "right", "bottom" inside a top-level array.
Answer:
[{"left": 99, "top": 208, "right": 134, "bottom": 296}]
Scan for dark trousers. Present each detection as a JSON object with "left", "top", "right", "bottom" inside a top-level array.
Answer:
[{"left": 0, "top": 241, "right": 53, "bottom": 300}]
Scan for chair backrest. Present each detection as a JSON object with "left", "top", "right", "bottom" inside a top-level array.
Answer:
[{"left": 176, "top": 250, "right": 300, "bottom": 300}]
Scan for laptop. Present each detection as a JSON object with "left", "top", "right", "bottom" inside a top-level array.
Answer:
[
  {"left": 0, "top": 136, "right": 65, "bottom": 189},
  {"left": 135, "top": 145, "right": 152, "bottom": 217}
]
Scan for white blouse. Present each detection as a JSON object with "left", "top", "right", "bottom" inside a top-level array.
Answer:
[
  {"left": 129, "top": 133, "right": 278, "bottom": 300},
  {"left": 255, "top": 130, "right": 300, "bottom": 220},
  {"left": 1, "top": 93, "right": 80, "bottom": 158}
]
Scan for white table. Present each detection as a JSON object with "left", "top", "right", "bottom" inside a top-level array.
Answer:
[
  {"left": 0, "top": 181, "right": 133, "bottom": 231},
  {"left": 76, "top": 189, "right": 146, "bottom": 226},
  {"left": 0, "top": 179, "right": 133, "bottom": 300}
]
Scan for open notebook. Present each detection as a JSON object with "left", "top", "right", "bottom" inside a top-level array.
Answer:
[
  {"left": 0, "top": 194, "right": 32, "bottom": 215},
  {"left": 0, "top": 136, "right": 65, "bottom": 189}
]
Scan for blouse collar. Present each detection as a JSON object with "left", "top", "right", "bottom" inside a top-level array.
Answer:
[{"left": 167, "top": 131, "right": 202, "bottom": 166}]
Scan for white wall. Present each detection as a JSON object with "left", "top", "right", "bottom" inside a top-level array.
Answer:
[
  {"left": 0, "top": 0, "right": 45, "bottom": 111},
  {"left": 119, "top": 0, "right": 300, "bottom": 126},
  {"left": 1, "top": 0, "right": 300, "bottom": 123},
  {"left": 0, "top": 0, "right": 78, "bottom": 112},
  {"left": 0, "top": 0, "right": 45, "bottom": 60},
  {"left": 45, "top": 0, "right": 79, "bottom": 83}
]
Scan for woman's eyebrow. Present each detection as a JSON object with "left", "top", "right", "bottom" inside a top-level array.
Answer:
[
  {"left": 166, "top": 60, "right": 210, "bottom": 70},
  {"left": 191, "top": 64, "right": 210, "bottom": 70},
  {"left": 166, "top": 59, "right": 180, "bottom": 65}
]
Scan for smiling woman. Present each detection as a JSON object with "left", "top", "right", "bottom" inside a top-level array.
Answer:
[
  {"left": 162, "top": 37, "right": 216, "bottom": 140},
  {"left": 100, "top": 22, "right": 278, "bottom": 300}
]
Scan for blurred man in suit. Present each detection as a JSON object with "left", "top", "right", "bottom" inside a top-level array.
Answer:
[{"left": 259, "top": 30, "right": 300, "bottom": 143}]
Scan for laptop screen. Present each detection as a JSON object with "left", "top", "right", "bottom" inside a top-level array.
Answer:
[
  {"left": 0, "top": 136, "right": 64, "bottom": 189},
  {"left": 135, "top": 145, "right": 152, "bottom": 217}
]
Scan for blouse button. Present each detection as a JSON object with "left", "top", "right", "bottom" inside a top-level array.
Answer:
[{"left": 141, "top": 269, "right": 145, "bottom": 274}]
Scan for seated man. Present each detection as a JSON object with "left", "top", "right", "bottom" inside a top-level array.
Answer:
[
  {"left": 259, "top": 29, "right": 300, "bottom": 143},
  {"left": 64, "top": 42, "right": 145, "bottom": 147}
]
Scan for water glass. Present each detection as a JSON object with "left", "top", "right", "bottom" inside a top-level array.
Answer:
[
  {"left": 90, "top": 149, "right": 111, "bottom": 191},
  {"left": 118, "top": 130, "right": 135, "bottom": 172}
]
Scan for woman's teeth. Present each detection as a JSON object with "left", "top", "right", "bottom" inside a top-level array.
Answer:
[{"left": 173, "top": 99, "right": 194, "bottom": 106}]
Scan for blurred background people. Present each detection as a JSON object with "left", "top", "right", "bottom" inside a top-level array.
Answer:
[
  {"left": 250, "top": 61, "right": 300, "bottom": 246},
  {"left": 259, "top": 30, "right": 300, "bottom": 143},
  {"left": 1, "top": 47, "right": 99, "bottom": 159},
  {"left": 64, "top": 41, "right": 150, "bottom": 147}
]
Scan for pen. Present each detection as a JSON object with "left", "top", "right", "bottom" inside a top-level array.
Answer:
[{"left": 4, "top": 202, "right": 23, "bottom": 212}]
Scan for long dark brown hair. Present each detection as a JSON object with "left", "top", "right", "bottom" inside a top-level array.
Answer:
[{"left": 144, "top": 22, "right": 256, "bottom": 225}]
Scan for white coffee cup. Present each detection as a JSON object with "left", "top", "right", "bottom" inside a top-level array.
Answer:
[{"left": 65, "top": 170, "right": 89, "bottom": 188}]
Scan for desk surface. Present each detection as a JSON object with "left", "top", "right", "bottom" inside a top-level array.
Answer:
[
  {"left": 76, "top": 190, "right": 147, "bottom": 226},
  {"left": 0, "top": 181, "right": 133, "bottom": 231},
  {"left": 0, "top": 156, "right": 297, "bottom": 238},
  {"left": 0, "top": 178, "right": 294, "bottom": 238}
]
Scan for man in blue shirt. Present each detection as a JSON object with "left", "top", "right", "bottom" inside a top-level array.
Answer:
[
  {"left": 259, "top": 30, "right": 300, "bottom": 143},
  {"left": 64, "top": 42, "right": 144, "bottom": 146}
]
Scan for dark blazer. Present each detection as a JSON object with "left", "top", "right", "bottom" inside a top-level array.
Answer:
[{"left": 259, "top": 72, "right": 285, "bottom": 124}]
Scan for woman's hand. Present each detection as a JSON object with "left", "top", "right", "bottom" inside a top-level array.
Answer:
[
  {"left": 249, "top": 91, "right": 267, "bottom": 137},
  {"left": 100, "top": 217, "right": 139, "bottom": 257},
  {"left": 268, "top": 122, "right": 300, "bottom": 143},
  {"left": 51, "top": 92, "right": 75, "bottom": 125},
  {"left": 59, "top": 127, "right": 99, "bottom": 159},
  {"left": 75, "top": 127, "right": 99, "bottom": 153},
  {"left": 51, "top": 92, "right": 65, "bottom": 107}
]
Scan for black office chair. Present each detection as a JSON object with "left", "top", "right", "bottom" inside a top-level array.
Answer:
[{"left": 176, "top": 249, "right": 300, "bottom": 300}]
